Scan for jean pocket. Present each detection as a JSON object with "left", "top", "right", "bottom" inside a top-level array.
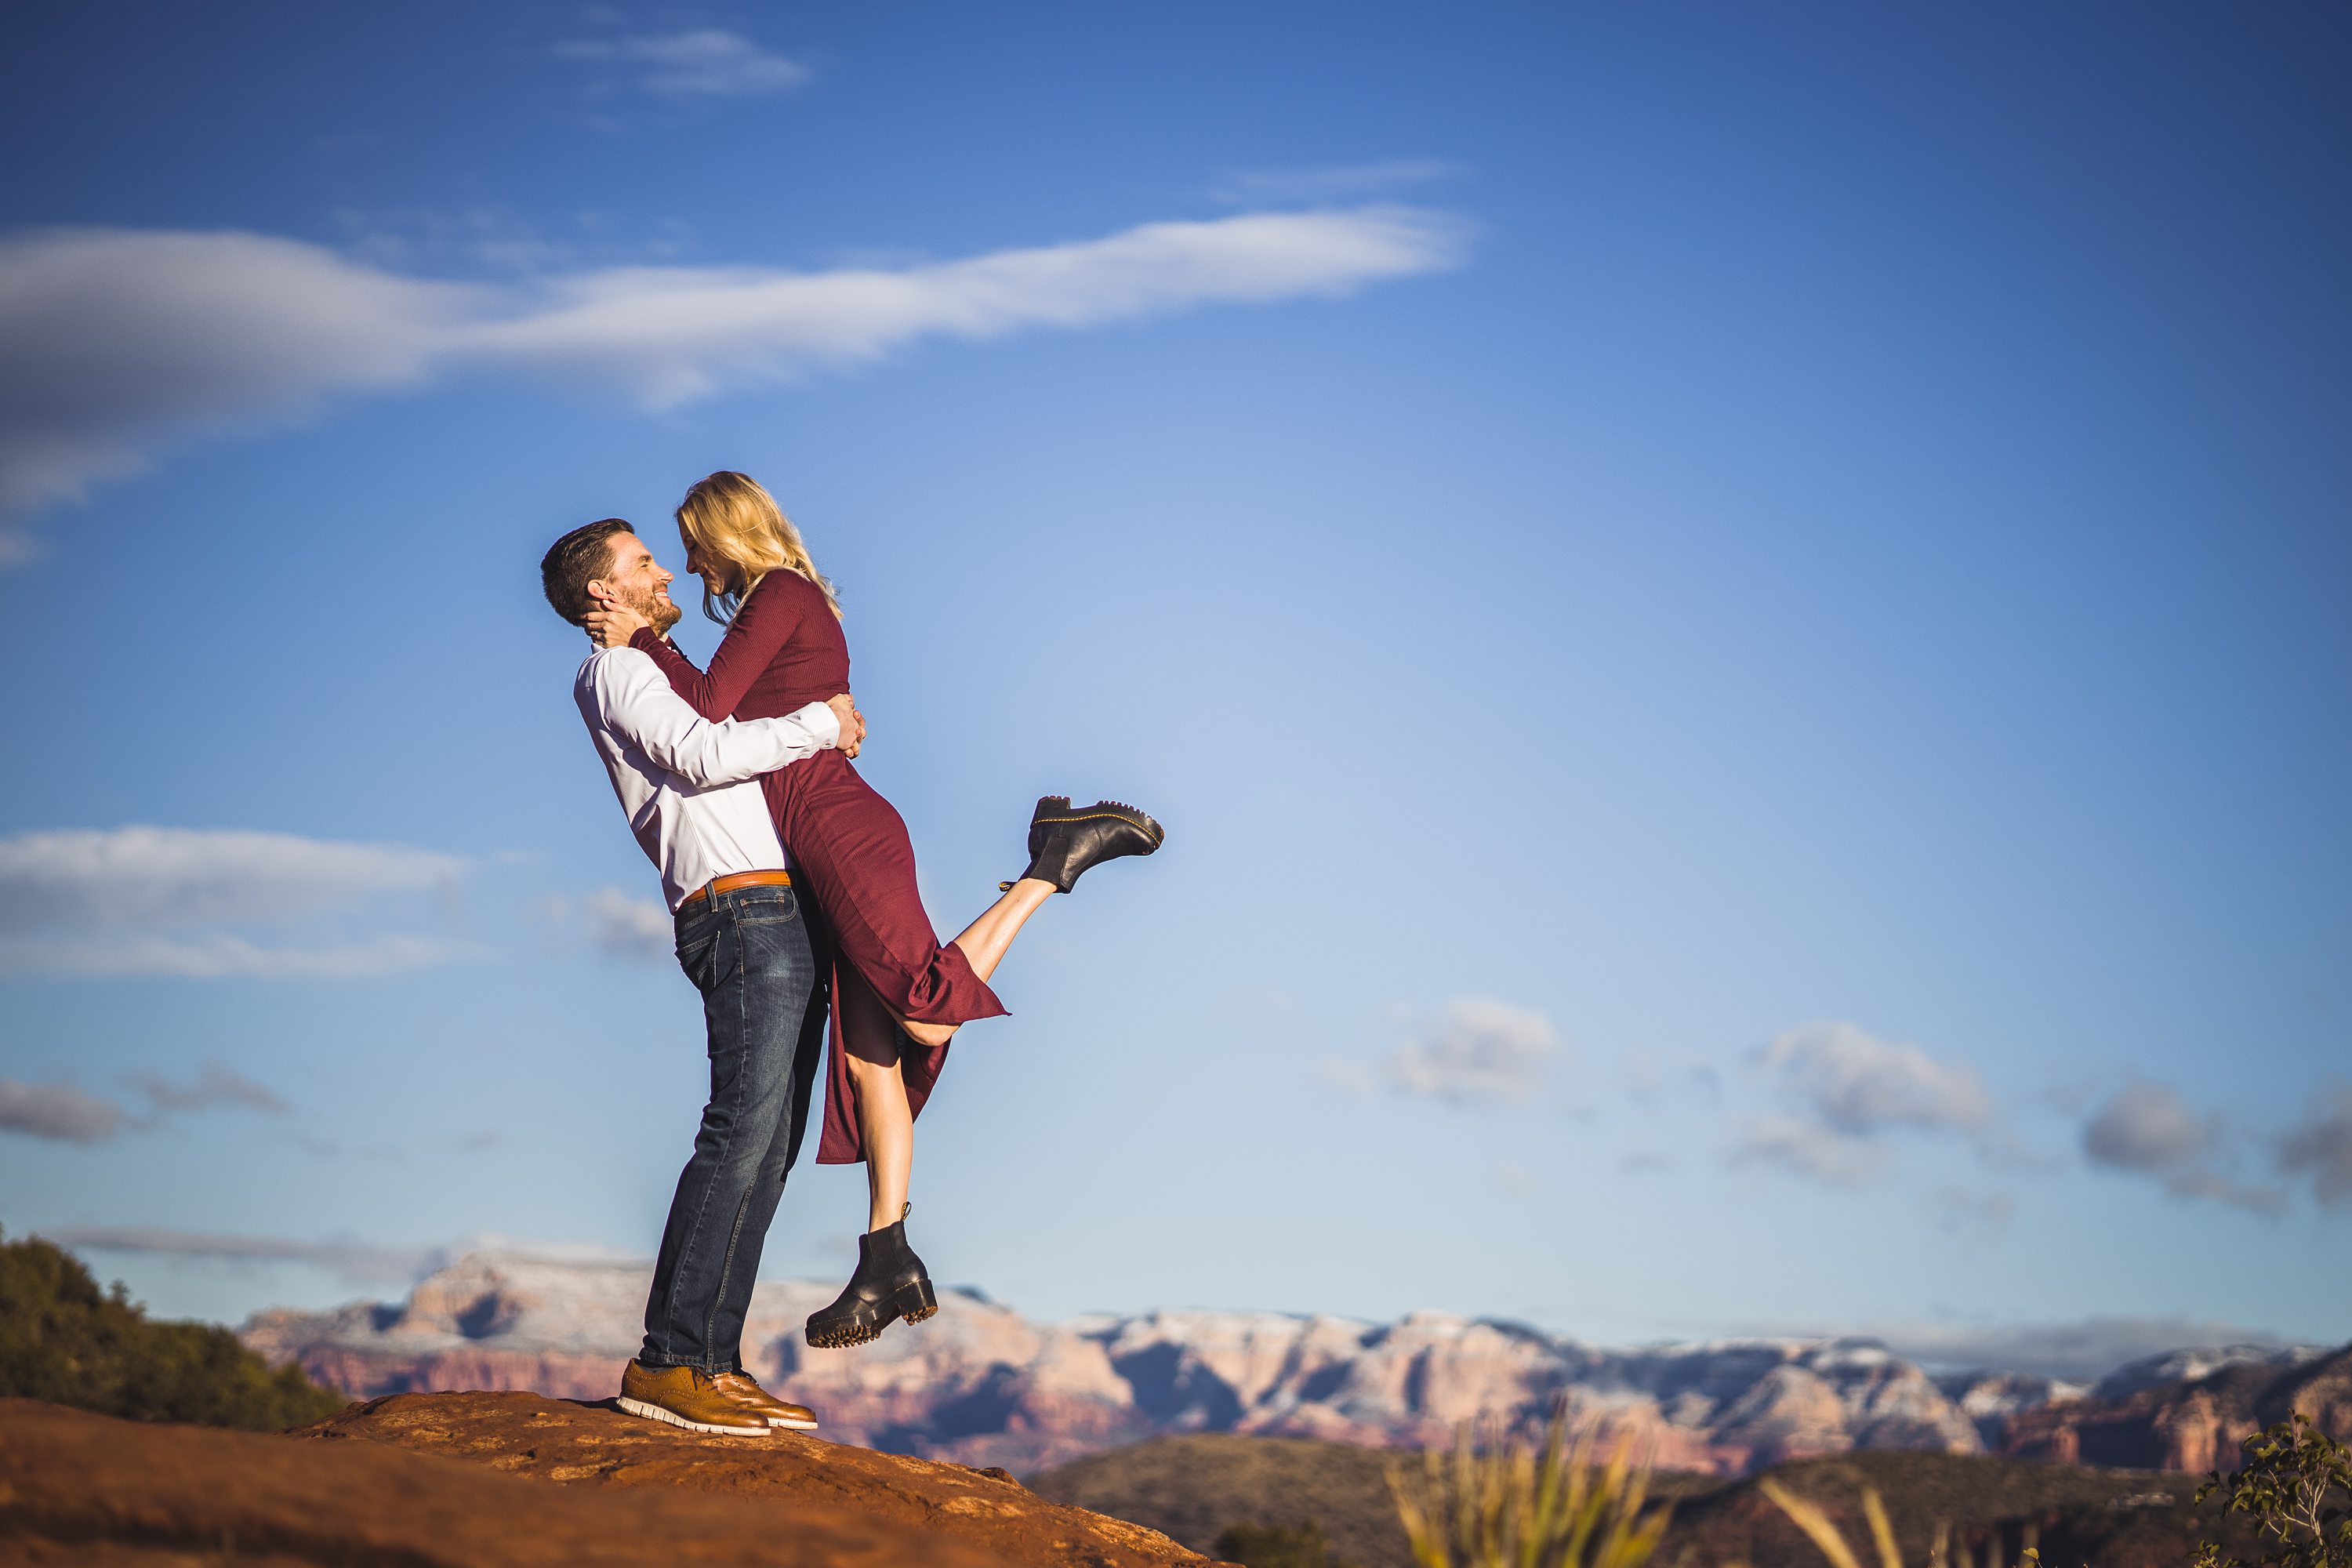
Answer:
[
  {"left": 674, "top": 913, "right": 735, "bottom": 991},
  {"left": 733, "top": 889, "right": 800, "bottom": 926}
]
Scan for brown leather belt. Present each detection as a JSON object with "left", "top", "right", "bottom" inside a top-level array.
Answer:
[{"left": 678, "top": 869, "right": 793, "bottom": 911}]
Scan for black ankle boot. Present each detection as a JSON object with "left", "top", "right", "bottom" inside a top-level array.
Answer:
[
  {"left": 804, "top": 1219, "right": 938, "bottom": 1348},
  {"left": 1007, "top": 797, "right": 1164, "bottom": 893}
]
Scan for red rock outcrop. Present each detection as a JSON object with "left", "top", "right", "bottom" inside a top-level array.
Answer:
[
  {"left": 2004, "top": 1344, "right": 2352, "bottom": 1470},
  {"left": 0, "top": 1396, "right": 1013, "bottom": 1567},
  {"left": 0, "top": 1392, "right": 1218, "bottom": 1567}
]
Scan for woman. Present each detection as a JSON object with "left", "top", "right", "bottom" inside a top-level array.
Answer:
[{"left": 586, "top": 471, "right": 1161, "bottom": 1351}]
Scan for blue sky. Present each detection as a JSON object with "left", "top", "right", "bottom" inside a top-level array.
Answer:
[{"left": 1, "top": 2, "right": 2347, "bottom": 1374}]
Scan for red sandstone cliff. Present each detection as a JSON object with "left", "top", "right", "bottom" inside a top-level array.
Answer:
[{"left": 2004, "top": 1344, "right": 2352, "bottom": 1470}]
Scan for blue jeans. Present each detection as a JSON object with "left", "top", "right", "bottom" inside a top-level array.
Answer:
[{"left": 639, "top": 881, "right": 827, "bottom": 1372}]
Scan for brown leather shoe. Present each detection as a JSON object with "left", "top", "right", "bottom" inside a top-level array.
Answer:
[
  {"left": 617, "top": 1359, "right": 771, "bottom": 1436},
  {"left": 716, "top": 1370, "right": 818, "bottom": 1431}
]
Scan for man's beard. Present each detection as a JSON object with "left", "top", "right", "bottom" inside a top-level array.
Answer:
[{"left": 621, "top": 583, "right": 682, "bottom": 636}]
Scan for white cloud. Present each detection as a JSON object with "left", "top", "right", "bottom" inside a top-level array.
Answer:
[
  {"left": 583, "top": 885, "right": 671, "bottom": 959},
  {"left": 0, "top": 207, "right": 1467, "bottom": 535},
  {"left": 0, "top": 826, "right": 461, "bottom": 932},
  {"left": 0, "top": 826, "right": 466, "bottom": 979},
  {"left": 0, "top": 229, "right": 475, "bottom": 517},
  {"left": 1732, "top": 1112, "right": 1890, "bottom": 1186},
  {"left": 0, "top": 933, "right": 463, "bottom": 979},
  {"left": 1734, "top": 1022, "right": 1989, "bottom": 1186},
  {"left": 1759, "top": 1021, "right": 1989, "bottom": 1135},
  {"left": 2277, "top": 1082, "right": 2352, "bottom": 1209},
  {"left": 556, "top": 30, "right": 811, "bottom": 96},
  {"left": 1385, "top": 996, "right": 1559, "bottom": 1105},
  {"left": 2081, "top": 1082, "right": 2284, "bottom": 1214},
  {"left": 459, "top": 205, "right": 1469, "bottom": 406},
  {"left": 50, "top": 1225, "right": 445, "bottom": 1285},
  {"left": 0, "top": 1081, "right": 124, "bottom": 1144}
]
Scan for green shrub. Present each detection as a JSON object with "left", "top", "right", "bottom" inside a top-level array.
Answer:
[
  {"left": 1214, "top": 1518, "right": 1358, "bottom": 1568},
  {"left": 0, "top": 1228, "right": 347, "bottom": 1431}
]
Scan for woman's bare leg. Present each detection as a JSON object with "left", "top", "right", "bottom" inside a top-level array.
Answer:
[
  {"left": 844, "top": 1034, "right": 913, "bottom": 1233},
  {"left": 894, "top": 877, "right": 1057, "bottom": 1049}
]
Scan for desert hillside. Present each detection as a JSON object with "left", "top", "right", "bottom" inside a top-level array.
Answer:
[{"left": 1030, "top": 1434, "right": 2245, "bottom": 1568}]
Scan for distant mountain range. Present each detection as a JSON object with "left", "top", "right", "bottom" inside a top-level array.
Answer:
[{"left": 239, "top": 1250, "right": 2347, "bottom": 1475}]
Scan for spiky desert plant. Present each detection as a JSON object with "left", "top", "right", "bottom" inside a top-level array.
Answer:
[
  {"left": 1759, "top": 1479, "right": 1992, "bottom": 1568},
  {"left": 1387, "top": 1406, "right": 1674, "bottom": 1568}
]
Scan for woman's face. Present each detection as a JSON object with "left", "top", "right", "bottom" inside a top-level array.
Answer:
[{"left": 677, "top": 526, "right": 724, "bottom": 590}]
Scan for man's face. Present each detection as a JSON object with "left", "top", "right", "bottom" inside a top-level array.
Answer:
[{"left": 593, "top": 532, "right": 682, "bottom": 634}]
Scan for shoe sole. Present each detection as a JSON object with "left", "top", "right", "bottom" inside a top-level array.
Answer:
[
  {"left": 616, "top": 1395, "right": 772, "bottom": 1436},
  {"left": 805, "top": 1279, "right": 939, "bottom": 1349},
  {"left": 761, "top": 1413, "right": 822, "bottom": 1431}
]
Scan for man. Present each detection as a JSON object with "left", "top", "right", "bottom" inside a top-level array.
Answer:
[{"left": 540, "top": 517, "right": 865, "bottom": 1438}]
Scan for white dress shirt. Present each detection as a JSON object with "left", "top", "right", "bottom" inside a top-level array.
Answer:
[{"left": 574, "top": 644, "right": 841, "bottom": 911}]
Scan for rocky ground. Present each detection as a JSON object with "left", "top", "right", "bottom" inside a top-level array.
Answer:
[{"left": 0, "top": 1392, "right": 1218, "bottom": 1568}]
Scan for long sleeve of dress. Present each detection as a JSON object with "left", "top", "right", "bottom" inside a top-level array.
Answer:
[
  {"left": 583, "top": 651, "right": 838, "bottom": 789},
  {"left": 630, "top": 575, "right": 806, "bottom": 720}
]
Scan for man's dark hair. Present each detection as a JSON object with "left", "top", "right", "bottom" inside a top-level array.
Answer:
[{"left": 540, "top": 518, "right": 636, "bottom": 625}]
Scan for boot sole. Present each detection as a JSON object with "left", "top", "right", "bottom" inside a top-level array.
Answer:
[
  {"left": 804, "top": 1278, "right": 940, "bottom": 1348},
  {"left": 616, "top": 1395, "right": 772, "bottom": 1436}
]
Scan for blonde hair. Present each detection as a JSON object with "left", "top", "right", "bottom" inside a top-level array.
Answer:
[{"left": 674, "top": 470, "right": 844, "bottom": 624}]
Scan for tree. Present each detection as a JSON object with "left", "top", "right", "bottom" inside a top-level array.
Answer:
[
  {"left": 0, "top": 1229, "right": 347, "bottom": 1431},
  {"left": 2195, "top": 1414, "right": 2352, "bottom": 1568}
]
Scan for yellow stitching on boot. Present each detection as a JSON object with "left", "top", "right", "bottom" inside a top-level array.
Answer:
[{"left": 1036, "top": 811, "right": 1163, "bottom": 837}]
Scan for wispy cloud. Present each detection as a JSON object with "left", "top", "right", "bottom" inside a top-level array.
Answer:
[
  {"left": 1211, "top": 158, "right": 1468, "bottom": 205},
  {"left": 0, "top": 826, "right": 461, "bottom": 931},
  {"left": 556, "top": 30, "right": 811, "bottom": 97},
  {"left": 1762, "top": 1021, "right": 1990, "bottom": 1135},
  {"left": 2277, "top": 1082, "right": 2352, "bottom": 1209},
  {"left": 1385, "top": 996, "right": 1559, "bottom": 1105},
  {"left": 2081, "top": 1081, "right": 2284, "bottom": 1214},
  {"left": 123, "top": 1061, "right": 287, "bottom": 1116},
  {"left": 1733, "top": 1112, "right": 1890, "bottom": 1185},
  {"left": 0, "top": 826, "right": 466, "bottom": 979},
  {"left": 50, "top": 1224, "right": 444, "bottom": 1285},
  {"left": 1861, "top": 1315, "right": 2301, "bottom": 1381},
  {"left": 1736, "top": 1021, "right": 1990, "bottom": 1185},
  {"left": 1929, "top": 1185, "right": 2018, "bottom": 1232},
  {"left": 535, "top": 885, "right": 673, "bottom": 960},
  {"left": 0, "top": 933, "right": 466, "bottom": 980},
  {"left": 0, "top": 1081, "right": 124, "bottom": 1144},
  {"left": 0, "top": 208, "right": 1468, "bottom": 535},
  {"left": 583, "top": 886, "right": 671, "bottom": 959},
  {"left": 0, "top": 1060, "right": 286, "bottom": 1144}
]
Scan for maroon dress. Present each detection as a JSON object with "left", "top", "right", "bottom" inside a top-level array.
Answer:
[{"left": 630, "top": 571, "right": 1006, "bottom": 1165}]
